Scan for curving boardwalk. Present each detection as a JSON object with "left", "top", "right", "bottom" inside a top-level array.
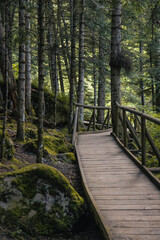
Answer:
[{"left": 75, "top": 131, "right": 160, "bottom": 240}]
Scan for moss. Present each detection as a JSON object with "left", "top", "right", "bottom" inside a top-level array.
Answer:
[
  {"left": 66, "top": 152, "right": 76, "bottom": 163},
  {"left": 0, "top": 129, "right": 15, "bottom": 160},
  {"left": 0, "top": 164, "right": 85, "bottom": 237},
  {"left": 43, "top": 131, "right": 71, "bottom": 155},
  {"left": 155, "top": 173, "right": 160, "bottom": 180},
  {"left": 0, "top": 163, "right": 10, "bottom": 170},
  {"left": 25, "top": 128, "right": 37, "bottom": 140}
]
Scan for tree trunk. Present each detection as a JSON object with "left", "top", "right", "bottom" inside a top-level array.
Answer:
[
  {"left": 57, "top": 0, "right": 70, "bottom": 82},
  {"left": 0, "top": 11, "right": 17, "bottom": 109},
  {"left": 92, "top": 37, "right": 97, "bottom": 106},
  {"left": 110, "top": 0, "right": 121, "bottom": 133},
  {"left": 77, "top": 0, "right": 85, "bottom": 121},
  {"left": 1, "top": 2, "right": 9, "bottom": 160},
  {"left": 57, "top": 44, "right": 65, "bottom": 93},
  {"left": 139, "top": 41, "right": 145, "bottom": 106},
  {"left": 25, "top": 0, "right": 32, "bottom": 115},
  {"left": 17, "top": 0, "right": 26, "bottom": 141},
  {"left": 68, "top": 0, "right": 76, "bottom": 133},
  {"left": 37, "top": 0, "right": 45, "bottom": 163},
  {"left": 97, "top": 35, "right": 105, "bottom": 123},
  {"left": 155, "top": 36, "right": 160, "bottom": 110}
]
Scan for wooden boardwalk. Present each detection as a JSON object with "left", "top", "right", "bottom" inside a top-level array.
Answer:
[{"left": 75, "top": 131, "right": 160, "bottom": 240}]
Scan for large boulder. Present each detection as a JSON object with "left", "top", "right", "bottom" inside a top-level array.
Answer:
[{"left": 0, "top": 164, "right": 85, "bottom": 237}]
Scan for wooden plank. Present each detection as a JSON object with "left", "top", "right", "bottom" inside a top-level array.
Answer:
[
  {"left": 111, "top": 227, "right": 160, "bottom": 235},
  {"left": 100, "top": 204, "right": 160, "bottom": 210},
  {"left": 108, "top": 220, "right": 160, "bottom": 228},
  {"left": 94, "top": 194, "right": 160, "bottom": 200},
  {"left": 97, "top": 199, "right": 160, "bottom": 205},
  {"left": 113, "top": 235, "right": 160, "bottom": 240}
]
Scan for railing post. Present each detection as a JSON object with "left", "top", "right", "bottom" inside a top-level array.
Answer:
[
  {"left": 72, "top": 106, "right": 79, "bottom": 145},
  {"left": 116, "top": 105, "right": 119, "bottom": 137},
  {"left": 93, "top": 108, "right": 96, "bottom": 131},
  {"left": 141, "top": 116, "right": 146, "bottom": 166},
  {"left": 123, "top": 109, "right": 127, "bottom": 147}
]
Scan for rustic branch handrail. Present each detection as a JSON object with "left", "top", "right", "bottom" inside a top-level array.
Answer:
[
  {"left": 74, "top": 102, "right": 110, "bottom": 110},
  {"left": 116, "top": 101, "right": 160, "bottom": 167},
  {"left": 116, "top": 101, "right": 160, "bottom": 126},
  {"left": 72, "top": 103, "right": 111, "bottom": 145}
]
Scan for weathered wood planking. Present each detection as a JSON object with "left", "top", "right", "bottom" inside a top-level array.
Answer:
[{"left": 75, "top": 131, "right": 160, "bottom": 240}]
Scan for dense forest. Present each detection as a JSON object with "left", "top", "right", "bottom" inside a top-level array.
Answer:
[{"left": 0, "top": 0, "right": 160, "bottom": 239}]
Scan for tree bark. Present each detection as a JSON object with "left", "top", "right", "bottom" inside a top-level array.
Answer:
[
  {"left": 57, "top": 0, "right": 70, "bottom": 82},
  {"left": 77, "top": 0, "right": 85, "bottom": 121},
  {"left": 97, "top": 35, "right": 105, "bottom": 123},
  {"left": 68, "top": 0, "right": 76, "bottom": 133},
  {"left": 57, "top": 44, "right": 65, "bottom": 93},
  {"left": 139, "top": 41, "right": 145, "bottom": 106},
  {"left": 110, "top": 0, "right": 122, "bottom": 133},
  {"left": 92, "top": 37, "right": 97, "bottom": 106},
  {"left": 0, "top": 11, "right": 17, "bottom": 109},
  {"left": 1, "top": 2, "right": 9, "bottom": 160},
  {"left": 25, "top": 0, "right": 32, "bottom": 115},
  {"left": 17, "top": 0, "right": 26, "bottom": 141},
  {"left": 37, "top": 0, "right": 45, "bottom": 163}
]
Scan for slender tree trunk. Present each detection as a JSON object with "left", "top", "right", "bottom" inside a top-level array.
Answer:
[
  {"left": 155, "top": 36, "right": 160, "bottom": 110},
  {"left": 57, "top": 44, "right": 65, "bottom": 93},
  {"left": 92, "top": 38, "right": 97, "bottom": 106},
  {"left": 97, "top": 35, "right": 105, "bottom": 123},
  {"left": 0, "top": 12, "right": 17, "bottom": 109},
  {"left": 77, "top": 0, "right": 85, "bottom": 121},
  {"left": 57, "top": 0, "right": 70, "bottom": 82},
  {"left": 1, "top": 2, "right": 9, "bottom": 160},
  {"left": 139, "top": 41, "right": 145, "bottom": 106},
  {"left": 8, "top": 1, "right": 16, "bottom": 67},
  {"left": 37, "top": 0, "right": 45, "bottom": 163},
  {"left": 150, "top": 18, "right": 155, "bottom": 109},
  {"left": 25, "top": 0, "right": 32, "bottom": 115},
  {"left": 17, "top": 0, "right": 26, "bottom": 141},
  {"left": 59, "top": 0, "right": 71, "bottom": 64},
  {"left": 110, "top": 0, "right": 121, "bottom": 133},
  {"left": 68, "top": 0, "right": 76, "bottom": 133}
]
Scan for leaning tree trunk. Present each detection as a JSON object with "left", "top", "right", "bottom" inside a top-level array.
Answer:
[
  {"left": 97, "top": 35, "right": 105, "bottom": 123},
  {"left": 68, "top": 0, "right": 76, "bottom": 133},
  {"left": 110, "top": 0, "right": 121, "bottom": 134},
  {"left": 1, "top": 2, "right": 9, "bottom": 160},
  {"left": 17, "top": 0, "right": 26, "bottom": 141},
  {"left": 25, "top": 0, "right": 32, "bottom": 115},
  {"left": 37, "top": 0, "right": 45, "bottom": 163},
  {"left": 77, "top": 0, "right": 85, "bottom": 121}
]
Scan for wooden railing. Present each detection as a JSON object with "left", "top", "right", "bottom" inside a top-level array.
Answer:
[
  {"left": 115, "top": 101, "right": 160, "bottom": 168},
  {"left": 72, "top": 103, "right": 111, "bottom": 145}
]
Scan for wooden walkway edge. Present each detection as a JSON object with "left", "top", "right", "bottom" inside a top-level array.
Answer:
[{"left": 75, "top": 131, "right": 160, "bottom": 240}]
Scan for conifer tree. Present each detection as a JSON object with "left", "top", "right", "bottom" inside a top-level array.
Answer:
[{"left": 17, "top": 0, "right": 26, "bottom": 141}]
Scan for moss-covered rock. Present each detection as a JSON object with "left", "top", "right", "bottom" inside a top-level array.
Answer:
[
  {"left": 0, "top": 130, "right": 15, "bottom": 160},
  {"left": 0, "top": 164, "right": 85, "bottom": 237}
]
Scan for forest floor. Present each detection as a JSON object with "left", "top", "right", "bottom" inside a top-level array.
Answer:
[{"left": 0, "top": 122, "right": 104, "bottom": 240}]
